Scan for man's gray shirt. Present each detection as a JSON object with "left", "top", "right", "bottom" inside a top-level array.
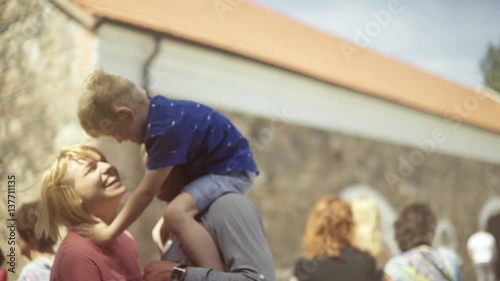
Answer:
[{"left": 161, "top": 194, "right": 276, "bottom": 281}]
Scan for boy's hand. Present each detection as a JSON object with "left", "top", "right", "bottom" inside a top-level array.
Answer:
[
  {"left": 72, "top": 216, "right": 114, "bottom": 245},
  {"left": 141, "top": 144, "right": 148, "bottom": 165},
  {"left": 152, "top": 217, "right": 165, "bottom": 252}
]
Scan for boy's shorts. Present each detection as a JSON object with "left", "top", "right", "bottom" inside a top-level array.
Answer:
[{"left": 183, "top": 171, "right": 257, "bottom": 211}]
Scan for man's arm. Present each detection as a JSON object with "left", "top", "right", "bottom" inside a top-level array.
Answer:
[{"left": 147, "top": 194, "right": 275, "bottom": 281}]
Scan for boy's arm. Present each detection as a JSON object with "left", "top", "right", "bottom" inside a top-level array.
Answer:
[{"left": 91, "top": 166, "right": 173, "bottom": 243}]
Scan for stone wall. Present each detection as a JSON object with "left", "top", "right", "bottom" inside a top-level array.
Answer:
[{"left": 0, "top": 0, "right": 86, "bottom": 279}]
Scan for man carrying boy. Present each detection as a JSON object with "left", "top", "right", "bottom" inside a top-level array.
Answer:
[{"left": 76, "top": 69, "right": 258, "bottom": 271}]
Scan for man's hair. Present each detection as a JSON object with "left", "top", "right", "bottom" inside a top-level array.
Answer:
[
  {"left": 35, "top": 144, "right": 106, "bottom": 241},
  {"left": 394, "top": 203, "right": 437, "bottom": 252},
  {"left": 17, "top": 201, "right": 57, "bottom": 252},
  {"left": 78, "top": 68, "right": 147, "bottom": 137},
  {"left": 0, "top": 247, "right": 4, "bottom": 266},
  {"left": 302, "top": 195, "right": 358, "bottom": 259}
]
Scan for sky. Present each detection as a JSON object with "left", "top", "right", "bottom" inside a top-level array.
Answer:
[{"left": 251, "top": 0, "right": 500, "bottom": 89}]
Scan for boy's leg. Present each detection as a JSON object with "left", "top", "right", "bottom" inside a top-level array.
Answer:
[
  {"left": 163, "top": 191, "right": 224, "bottom": 271},
  {"left": 157, "top": 165, "right": 193, "bottom": 202},
  {"left": 162, "top": 172, "right": 256, "bottom": 269}
]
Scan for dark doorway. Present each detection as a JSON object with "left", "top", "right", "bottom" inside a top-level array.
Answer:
[{"left": 487, "top": 213, "right": 500, "bottom": 279}]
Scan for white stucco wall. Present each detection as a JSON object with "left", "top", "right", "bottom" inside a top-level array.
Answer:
[{"left": 95, "top": 23, "right": 500, "bottom": 165}]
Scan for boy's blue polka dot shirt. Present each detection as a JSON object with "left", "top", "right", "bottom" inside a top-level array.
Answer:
[{"left": 144, "top": 95, "right": 259, "bottom": 179}]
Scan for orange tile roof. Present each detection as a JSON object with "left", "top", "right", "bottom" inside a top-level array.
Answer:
[{"left": 72, "top": 0, "right": 500, "bottom": 134}]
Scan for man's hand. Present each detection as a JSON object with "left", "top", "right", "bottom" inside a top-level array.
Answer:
[
  {"left": 72, "top": 217, "right": 114, "bottom": 245},
  {"left": 143, "top": 260, "right": 182, "bottom": 281}
]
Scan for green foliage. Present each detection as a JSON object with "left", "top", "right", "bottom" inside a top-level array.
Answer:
[{"left": 481, "top": 40, "right": 500, "bottom": 92}]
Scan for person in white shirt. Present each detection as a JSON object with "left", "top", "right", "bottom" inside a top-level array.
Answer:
[
  {"left": 16, "top": 201, "right": 56, "bottom": 281},
  {"left": 467, "top": 229, "right": 497, "bottom": 281}
]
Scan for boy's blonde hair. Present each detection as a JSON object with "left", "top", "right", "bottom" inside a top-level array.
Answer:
[
  {"left": 35, "top": 144, "right": 105, "bottom": 241},
  {"left": 78, "top": 68, "right": 147, "bottom": 137}
]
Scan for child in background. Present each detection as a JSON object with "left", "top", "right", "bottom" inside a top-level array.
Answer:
[
  {"left": 76, "top": 68, "right": 258, "bottom": 270},
  {"left": 16, "top": 201, "right": 56, "bottom": 281}
]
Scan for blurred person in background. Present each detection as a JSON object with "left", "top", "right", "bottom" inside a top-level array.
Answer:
[
  {"left": 0, "top": 248, "right": 7, "bottom": 281},
  {"left": 351, "top": 196, "right": 392, "bottom": 269},
  {"left": 384, "top": 204, "right": 461, "bottom": 281},
  {"left": 291, "top": 195, "right": 380, "bottom": 281},
  {"left": 467, "top": 228, "right": 496, "bottom": 281},
  {"left": 487, "top": 215, "right": 500, "bottom": 281},
  {"left": 16, "top": 201, "right": 56, "bottom": 281}
]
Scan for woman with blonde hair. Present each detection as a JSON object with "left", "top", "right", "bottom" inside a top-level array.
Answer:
[
  {"left": 35, "top": 144, "right": 142, "bottom": 281},
  {"left": 351, "top": 196, "right": 383, "bottom": 259},
  {"left": 292, "top": 195, "right": 380, "bottom": 281}
]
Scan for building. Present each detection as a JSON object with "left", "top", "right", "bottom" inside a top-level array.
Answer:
[{"left": 2, "top": 0, "right": 500, "bottom": 279}]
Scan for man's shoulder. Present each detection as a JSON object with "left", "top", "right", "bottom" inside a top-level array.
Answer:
[{"left": 201, "top": 194, "right": 262, "bottom": 232}]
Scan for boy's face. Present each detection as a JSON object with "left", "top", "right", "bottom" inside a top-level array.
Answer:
[
  {"left": 108, "top": 119, "right": 144, "bottom": 143},
  {"left": 102, "top": 107, "right": 145, "bottom": 143}
]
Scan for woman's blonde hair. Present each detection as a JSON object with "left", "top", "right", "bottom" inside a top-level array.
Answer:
[
  {"left": 302, "top": 195, "right": 358, "bottom": 259},
  {"left": 77, "top": 68, "right": 147, "bottom": 137},
  {"left": 351, "top": 196, "right": 383, "bottom": 258},
  {"left": 35, "top": 144, "right": 105, "bottom": 241}
]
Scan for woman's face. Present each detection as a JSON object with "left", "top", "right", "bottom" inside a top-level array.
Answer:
[{"left": 65, "top": 159, "right": 126, "bottom": 208}]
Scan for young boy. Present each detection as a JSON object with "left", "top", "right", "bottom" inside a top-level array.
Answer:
[{"left": 77, "top": 68, "right": 258, "bottom": 270}]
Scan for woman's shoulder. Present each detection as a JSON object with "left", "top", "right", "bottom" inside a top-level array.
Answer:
[
  {"left": 343, "top": 246, "right": 377, "bottom": 263},
  {"left": 59, "top": 232, "right": 96, "bottom": 248},
  {"left": 116, "top": 230, "right": 138, "bottom": 246},
  {"left": 384, "top": 254, "right": 404, "bottom": 269},
  {"left": 294, "top": 256, "right": 329, "bottom": 267},
  {"left": 294, "top": 256, "right": 328, "bottom": 274},
  {"left": 55, "top": 232, "right": 101, "bottom": 261},
  {"left": 435, "top": 247, "right": 463, "bottom": 268}
]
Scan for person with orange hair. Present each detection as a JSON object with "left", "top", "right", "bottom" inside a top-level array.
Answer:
[{"left": 292, "top": 195, "right": 380, "bottom": 281}]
